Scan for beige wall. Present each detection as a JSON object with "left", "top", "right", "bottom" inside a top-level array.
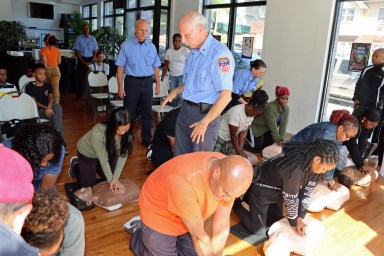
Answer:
[{"left": 261, "top": 0, "right": 336, "bottom": 133}]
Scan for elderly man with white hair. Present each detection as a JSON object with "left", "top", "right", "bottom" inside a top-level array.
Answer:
[{"left": 161, "top": 11, "right": 235, "bottom": 155}]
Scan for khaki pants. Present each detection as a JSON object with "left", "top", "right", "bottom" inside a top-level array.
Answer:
[{"left": 46, "top": 66, "right": 61, "bottom": 104}]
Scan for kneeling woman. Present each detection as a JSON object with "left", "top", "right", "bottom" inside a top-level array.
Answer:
[
  {"left": 234, "top": 139, "right": 339, "bottom": 241},
  {"left": 70, "top": 107, "right": 131, "bottom": 194}
]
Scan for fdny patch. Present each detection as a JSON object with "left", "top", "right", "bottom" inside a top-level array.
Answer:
[{"left": 218, "top": 57, "right": 230, "bottom": 73}]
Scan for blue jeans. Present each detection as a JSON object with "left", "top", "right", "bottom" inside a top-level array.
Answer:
[
  {"left": 38, "top": 104, "right": 63, "bottom": 136},
  {"left": 130, "top": 222, "right": 197, "bottom": 256},
  {"left": 169, "top": 74, "right": 183, "bottom": 107}
]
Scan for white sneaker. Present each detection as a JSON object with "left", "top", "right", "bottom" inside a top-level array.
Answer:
[{"left": 123, "top": 216, "right": 141, "bottom": 235}]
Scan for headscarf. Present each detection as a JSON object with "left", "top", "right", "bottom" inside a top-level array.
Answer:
[{"left": 275, "top": 86, "right": 290, "bottom": 97}]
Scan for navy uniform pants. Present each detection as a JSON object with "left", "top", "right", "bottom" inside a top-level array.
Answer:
[
  {"left": 174, "top": 100, "right": 220, "bottom": 156},
  {"left": 124, "top": 75, "right": 154, "bottom": 145}
]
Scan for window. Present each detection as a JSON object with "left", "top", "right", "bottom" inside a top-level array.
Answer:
[
  {"left": 341, "top": 8, "right": 355, "bottom": 22},
  {"left": 203, "top": 0, "right": 267, "bottom": 70},
  {"left": 124, "top": 0, "right": 170, "bottom": 62},
  {"left": 82, "top": 3, "right": 98, "bottom": 31},
  {"left": 321, "top": 1, "right": 384, "bottom": 121},
  {"left": 103, "top": 1, "right": 124, "bottom": 35},
  {"left": 378, "top": 7, "right": 384, "bottom": 24}
]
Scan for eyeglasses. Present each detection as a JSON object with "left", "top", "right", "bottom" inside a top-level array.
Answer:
[{"left": 344, "top": 129, "right": 352, "bottom": 139}]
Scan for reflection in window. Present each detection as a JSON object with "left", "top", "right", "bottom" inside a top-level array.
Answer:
[
  {"left": 140, "top": 0, "right": 154, "bottom": 7},
  {"left": 205, "top": 8, "right": 230, "bottom": 45},
  {"left": 105, "top": 1, "right": 114, "bottom": 16},
  {"left": 126, "top": 12, "right": 136, "bottom": 38},
  {"left": 159, "top": 10, "right": 168, "bottom": 63},
  {"left": 205, "top": 0, "right": 231, "bottom": 4},
  {"left": 236, "top": 0, "right": 264, "bottom": 2},
  {"left": 105, "top": 17, "right": 113, "bottom": 27},
  {"left": 127, "top": 0, "right": 137, "bottom": 8},
  {"left": 204, "top": 0, "right": 266, "bottom": 71},
  {"left": 83, "top": 6, "right": 90, "bottom": 18},
  {"left": 91, "top": 4, "right": 97, "bottom": 17},
  {"left": 82, "top": 4, "right": 98, "bottom": 31},
  {"left": 378, "top": 7, "right": 384, "bottom": 23},
  {"left": 141, "top": 10, "right": 154, "bottom": 39},
  {"left": 341, "top": 8, "right": 355, "bottom": 22},
  {"left": 116, "top": 16, "right": 124, "bottom": 36}
]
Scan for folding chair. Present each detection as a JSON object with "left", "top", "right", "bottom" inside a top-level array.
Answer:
[
  {"left": 18, "top": 75, "right": 36, "bottom": 92},
  {"left": 87, "top": 72, "right": 111, "bottom": 122},
  {"left": 107, "top": 75, "right": 124, "bottom": 112},
  {"left": 0, "top": 92, "right": 41, "bottom": 140},
  {"left": 152, "top": 82, "right": 174, "bottom": 121}
]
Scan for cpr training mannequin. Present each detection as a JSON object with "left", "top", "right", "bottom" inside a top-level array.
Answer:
[
  {"left": 73, "top": 178, "right": 140, "bottom": 211},
  {"left": 68, "top": 107, "right": 134, "bottom": 210}
]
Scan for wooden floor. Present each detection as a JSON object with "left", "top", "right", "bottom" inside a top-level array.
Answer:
[{"left": 57, "top": 92, "right": 384, "bottom": 256}]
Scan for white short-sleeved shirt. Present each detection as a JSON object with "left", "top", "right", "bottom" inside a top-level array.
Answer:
[
  {"left": 164, "top": 46, "right": 190, "bottom": 77},
  {"left": 217, "top": 104, "right": 254, "bottom": 141},
  {"left": 88, "top": 62, "right": 110, "bottom": 76}
]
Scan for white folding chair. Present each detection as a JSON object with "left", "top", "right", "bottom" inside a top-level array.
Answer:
[
  {"left": 107, "top": 76, "right": 124, "bottom": 111},
  {"left": 87, "top": 72, "right": 111, "bottom": 121},
  {"left": 152, "top": 82, "right": 174, "bottom": 121},
  {"left": 18, "top": 75, "right": 36, "bottom": 92},
  {"left": 0, "top": 92, "right": 41, "bottom": 140}
]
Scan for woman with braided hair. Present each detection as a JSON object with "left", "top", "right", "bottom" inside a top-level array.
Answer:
[
  {"left": 288, "top": 109, "right": 359, "bottom": 190},
  {"left": 233, "top": 139, "right": 339, "bottom": 242}
]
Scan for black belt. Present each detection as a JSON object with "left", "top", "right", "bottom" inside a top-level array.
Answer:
[
  {"left": 127, "top": 75, "right": 153, "bottom": 79},
  {"left": 184, "top": 100, "right": 213, "bottom": 114},
  {"left": 185, "top": 99, "right": 199, "bottom": 107}
]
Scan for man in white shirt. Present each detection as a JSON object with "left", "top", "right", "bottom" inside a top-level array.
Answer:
[{"left": 161, "top": 33, "right": 190, "bottom": 107}]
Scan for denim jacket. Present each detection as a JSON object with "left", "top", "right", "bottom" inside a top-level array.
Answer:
[{"left": 287, "top": 122, "right": 341, "bottom": 146}]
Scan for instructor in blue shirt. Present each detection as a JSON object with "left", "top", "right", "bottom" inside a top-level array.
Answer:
[
  {"left": 162, "top": 11, "right": 234, "bottom": 155},
  {"left": 73, "top": 23, "right": 98, "bottom": 100},
  {"left": 116, "top": 19, "right": 161, "bottom": 147}
]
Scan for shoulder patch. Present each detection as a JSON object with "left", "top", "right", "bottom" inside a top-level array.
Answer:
[{"left": 218, "top": 57, "right": 230, "bottom": 73}]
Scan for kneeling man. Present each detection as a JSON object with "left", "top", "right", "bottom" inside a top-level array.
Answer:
[{"left": 126, "top": 152, "right": 253, "bottom": 256}]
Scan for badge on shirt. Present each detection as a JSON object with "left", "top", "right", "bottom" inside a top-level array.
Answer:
[{"left": 218, "top": 57, "right": 230, "bottom": 73}]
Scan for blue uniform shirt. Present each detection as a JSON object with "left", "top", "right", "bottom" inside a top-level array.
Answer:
[
  {"left": 115, "top": 37, "right": 161, "bottom": 77},
  {"left": 232, "top": 69, "right": 259, "bottom": 95},
  {"left": 73, "top": 34, "right": 98, "bottom": 57},
  {"left": 182, "top": 34, "right": 234, "bottom": 104},
  {"left": 2, "top": 138, "right": 65, "bottom": 191}
]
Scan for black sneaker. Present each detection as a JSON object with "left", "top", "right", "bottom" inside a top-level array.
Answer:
[
  {"left": 123, "top": 216, "right": 142, "bottom": 235},
  {"left": 68, "top": 156, "right": 78, "bottom": 178},
  {"left": 363, "top": 143, "right": 378, "bottom": 160}
]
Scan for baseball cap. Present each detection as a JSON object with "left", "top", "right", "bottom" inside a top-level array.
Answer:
[{"left": 0, "top": 144, "right": 34, "bottom": 203}]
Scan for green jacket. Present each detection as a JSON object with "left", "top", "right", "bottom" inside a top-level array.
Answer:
[
  {"left": 77, "top": 123, "right": 127, "bottom": 183},
  {"left": 251, "top": 99, "right": 289, "bottom": 142}
]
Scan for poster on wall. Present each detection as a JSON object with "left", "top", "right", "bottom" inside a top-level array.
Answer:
[
  {"left": 348, "top": 43, "right": 371, "bottom": 71},
  {"left": 241, "top": 37, "right": 254, "bottom": 59}
]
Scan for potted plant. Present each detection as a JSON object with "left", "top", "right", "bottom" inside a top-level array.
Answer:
[
  {"left": 91, "top": 26, "right": 125, "bottom": 59},
  {"left": 0, "top": 20, "right": 27, "bottom": 53}
]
